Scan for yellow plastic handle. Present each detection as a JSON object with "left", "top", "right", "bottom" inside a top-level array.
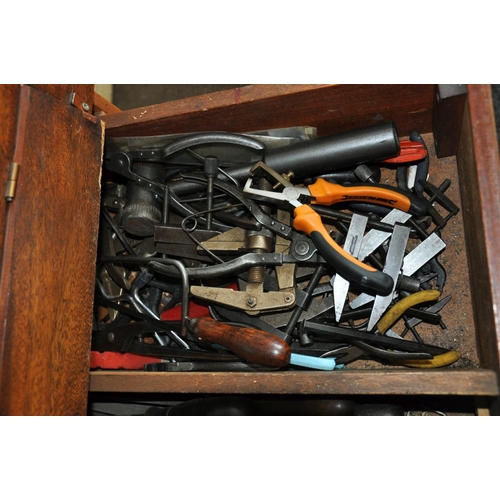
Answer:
[
  {"left": 377, "top": 289, "right": 461, "bottom": 369},
  {"left": 399, "top": 350, "right": 461, "bottom": 368},
  {"left": 377, "top": 289, "right": 442, "bottom": 334}
]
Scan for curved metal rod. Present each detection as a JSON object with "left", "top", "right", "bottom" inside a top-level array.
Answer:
[
  {"left": 96, "top": 279, "right": 190, "bottom": 348},
  {"left": 156, "top": 132, "right": 266, "bottom": 159},
  {"left": 155, "top": 257, "right": 190, "bottom": 337}
]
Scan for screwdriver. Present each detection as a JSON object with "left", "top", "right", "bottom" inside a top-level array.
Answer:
[{"left": 187, "top": 317, "right": 338, "bottom": 370}]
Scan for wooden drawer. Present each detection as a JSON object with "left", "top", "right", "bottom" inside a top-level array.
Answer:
[{"left": 89, "top": 84, "right": 500, "bottom": 414}]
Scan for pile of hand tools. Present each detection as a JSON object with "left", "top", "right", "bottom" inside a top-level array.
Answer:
[{"left": 92, "top": 121, "right": 461, "bottom": 372}]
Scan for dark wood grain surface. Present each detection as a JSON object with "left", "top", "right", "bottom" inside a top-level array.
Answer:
[
  {"left": 101, "top": 84, "right": 435, "bottom": 138},
  {"left": 457, "top": 85, "right": 500, "bottom": 378},
  {"left": 29, "top": 84, "right": 94, "bottom": 108},
  {"left": 89, "top": 369, "right": 499, "bottom": 396},
  {"left": 0, "top": 85, "right": 21, "bottom": 257},
  {"left": 0, "top": 85, "right": 103, "bottom": 415},
  {"left": 190, "top": 317, "right": 291, "bottom": 368},
  {"left": 94, "top": 91, "right": 121, "bottom": 116},
  {"left": 433, "top": 84, "right": 468, "bottom": 158}
]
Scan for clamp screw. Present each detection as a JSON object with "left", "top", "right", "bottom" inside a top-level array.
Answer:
[
  {"left": 107, "top": 332, "right": 115, "bottom": 343},
  {"left": 273, "top": 171, "right": 294, "bottom": 189},
  {"left": 246, "top": 297, "right": 257, "bottom": 307},
  {"left": 82, "top": 102, "right": 91, "bottom": 112}
]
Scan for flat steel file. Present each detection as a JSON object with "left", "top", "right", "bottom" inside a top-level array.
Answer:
[
  {"left": 367, "top": 223, "right": 411, "bottom": 331},
  {"left": 331, "top": 213, "right": 369, "bottom": 321},
  {"left": 350, "top": 232, "right": 447, "bottom": 309}
]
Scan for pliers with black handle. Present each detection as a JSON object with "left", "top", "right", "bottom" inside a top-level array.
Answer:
[{"left": 243, "top": 162, "right": 429, "bottom": 296}]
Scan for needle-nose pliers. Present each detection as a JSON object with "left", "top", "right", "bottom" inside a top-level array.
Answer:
[{"left": 243, "top": 162, "right": 429, "bottom": 296}]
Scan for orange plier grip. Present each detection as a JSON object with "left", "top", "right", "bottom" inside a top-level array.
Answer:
[
  {"left": 308, "top": 178, "right": 429, "bottom": 216},
  {"left": 293, "top": 205, "right": 393, "bottom": 295}
]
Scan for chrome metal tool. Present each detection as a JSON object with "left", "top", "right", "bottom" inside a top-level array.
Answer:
[
  {"left": 350, "top": 232, "right": 446, "bottom": 309},
  {"left": 331, "top": 213, "right": 369, "bottom": 322},
  {"left": 367, "top": 223, "right": 411, "bottom": 331}
]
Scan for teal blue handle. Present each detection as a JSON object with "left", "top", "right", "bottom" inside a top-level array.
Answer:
[{"left": 290, "top": 353, "right": 338, "bottom": 370}]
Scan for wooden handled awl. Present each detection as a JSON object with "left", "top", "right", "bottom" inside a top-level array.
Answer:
[{"left": 187, "top": 317, "right": 337, "bottom": 370}]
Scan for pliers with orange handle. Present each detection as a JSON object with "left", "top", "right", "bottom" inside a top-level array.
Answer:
[{"left": 243, "top": 162, "right": 430, "bottom": 297}]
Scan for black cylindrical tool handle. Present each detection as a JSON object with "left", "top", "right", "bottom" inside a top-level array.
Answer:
[
  {"left": 264, "top": 121, "right": 400, "bottom": 176},
  {"left": 166, "top": 122, "right": 400, "bottom": 197}
]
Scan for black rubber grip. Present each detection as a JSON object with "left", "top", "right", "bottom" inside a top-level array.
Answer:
[
  {"left": 309, "top": 231, "right": 394, "bottom": 295},
  {"left": 346, "top": 182, "right": 430, "bottom": 216},
  {"left": 375, "top": 183, "right": 429, "bottom": 215}
]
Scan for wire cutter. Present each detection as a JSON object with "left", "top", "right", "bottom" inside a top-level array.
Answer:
[
  {"left": 375, "top": 289, "right": 461, "bottom": 368},
  {"left": 243, "top": 162, "right": 429, "bottom": 296}
]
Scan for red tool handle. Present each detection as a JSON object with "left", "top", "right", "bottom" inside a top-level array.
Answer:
[{"left": 381, "top": 140, "right": 427, "bottom": 164}]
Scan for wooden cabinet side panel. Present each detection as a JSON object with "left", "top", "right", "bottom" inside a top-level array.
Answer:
[
  {"left": 457, "top": 85, "right": 500, "bottom": 375},
  {"left": 0, "top": 85, "right": 21, "bottom": 255},
  {"left": 0, "top": 87, "right": 103, "bottom": 415},
  {"left": 29, "top": 84, "right": 94, "bottom": 108}
]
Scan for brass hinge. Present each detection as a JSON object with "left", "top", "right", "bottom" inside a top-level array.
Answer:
[{"left": 5, "top": 162, "right": 20, "bottom": 202}]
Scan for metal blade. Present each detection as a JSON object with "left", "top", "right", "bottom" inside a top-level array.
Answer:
[
  {"left": 331, "top": 213, "right": 368, "bottom": 321},
  {"left": 350, "top": 232, "right": 446, "bottom": 309},
  {"left": 367, "top": 224, "right": 411, "bottom": 330},
  {"left": 357, "top": 209, "right": 412, "bottom": 261},
  {"left": 402, "top": 232, "right": 446, "bottom": 276}
]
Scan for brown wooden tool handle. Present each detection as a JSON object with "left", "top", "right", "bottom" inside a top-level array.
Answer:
[{"left": 188, "top": 317, "right": 291, "bottom": 368}]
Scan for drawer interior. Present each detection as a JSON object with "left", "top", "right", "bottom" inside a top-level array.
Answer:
[{"left": 90, "top": 84, "right": 500, "bottom": 403}]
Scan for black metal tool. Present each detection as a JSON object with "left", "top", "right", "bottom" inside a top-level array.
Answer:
[
  {"left": 180, "top": 172, "right": 293, "bottom": 238},
  {"left": 401, "top": 295, "right": 451, "bottom": 336},
  {"left": 144, "top": 252, "right": 326, "bottom": 281},
  {"left": 283, "top": 264, "right": 326, "bottom": 339},
  {"left": 319, "top": 342, "right": 432, "bottom": 365},
  {"left": 419, "top": 179, "right": 460, "bottom": 233},
  {"left": 120, "top": 162, "right": 166, "bottom": 237},
  {"left": 163, "top": 122, "right": 401, "bottom": 197},
  {"left": 105, "top": 132, "right": 266, "bottom": 180},
  {"left": 396, "top": 131, "right": 430, "bottom": 197},
  {"left": 303, "top": 321, "right": 449, "bottom": 356}
]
